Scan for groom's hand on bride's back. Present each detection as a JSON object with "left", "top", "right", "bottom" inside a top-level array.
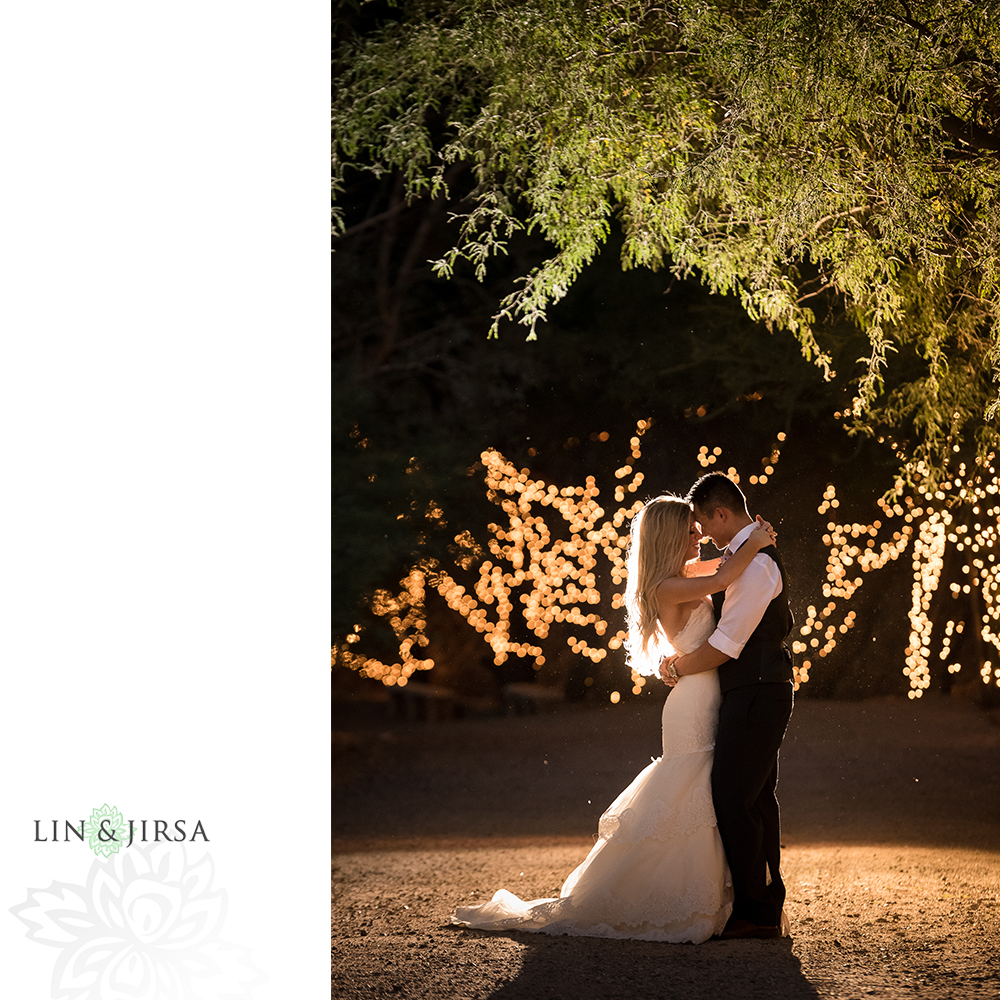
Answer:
[{"left": 659, "top": 655, "right": 680, "bottom": 686}]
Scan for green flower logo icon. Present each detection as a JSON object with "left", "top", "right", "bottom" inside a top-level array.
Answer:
[{"left": 86, "top": 803, "right": 127, "bottom": 857}]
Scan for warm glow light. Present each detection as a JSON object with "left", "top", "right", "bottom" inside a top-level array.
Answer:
[
  {"left": 812, "top": 453, "right": 1000, "bottom": 695},
  {"left": 332, "top": 568, "right": 436, "bottom": 687},
  {"left": 336, "top": 433, "right": 1000, "bottom": 700}
]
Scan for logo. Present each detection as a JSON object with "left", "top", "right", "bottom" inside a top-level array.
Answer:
[
  {"left": 87, "top": 803, "right": 127, "bottom": 857},
  {"left": 34, "top": 804, "right": 210, "bottom": 856}
]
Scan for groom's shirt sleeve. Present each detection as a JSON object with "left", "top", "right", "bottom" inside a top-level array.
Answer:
[{"left": 707, "top": 554, "right": 783, "bottom": 659}]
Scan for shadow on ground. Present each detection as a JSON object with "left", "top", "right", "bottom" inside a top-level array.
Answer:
[
  {"left": 475, "top": 933, "right": 819, "bottom": 1000},
  {"left": 332, "top": 694, "right": 1000, "bottom": 999}
]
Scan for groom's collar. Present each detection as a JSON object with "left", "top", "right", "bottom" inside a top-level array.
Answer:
[{"left": 727, "top": 521, "right": 757, "bottom": 555}]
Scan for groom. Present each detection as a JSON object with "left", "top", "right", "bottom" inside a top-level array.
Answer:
[{"left": 660, "top": 471, "right": 794, "bottom": 940}]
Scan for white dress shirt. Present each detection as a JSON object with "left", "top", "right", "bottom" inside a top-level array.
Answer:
[{"left": 707, "top": 522, "right": 783, "bottom": 659}]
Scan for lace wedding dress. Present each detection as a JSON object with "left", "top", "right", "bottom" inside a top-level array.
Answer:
[{"left": 451, "top": 599, "right": 732, "bottom": 943}]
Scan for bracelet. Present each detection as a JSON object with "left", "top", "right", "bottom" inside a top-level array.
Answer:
[{"left": 667, "top": 662, "right": 679, "bottom": 682}]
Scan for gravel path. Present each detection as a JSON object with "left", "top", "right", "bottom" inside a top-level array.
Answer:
[{"left": 332, "top": 694, "right": 1000, "bottom": 999}]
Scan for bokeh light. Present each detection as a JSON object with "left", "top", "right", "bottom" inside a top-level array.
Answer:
[
  {"left": 335, "top": 426, "right": 1000, "bottom": 701},
  {"left": 331, "top": 567, "right": 435, "bottom": 687}
]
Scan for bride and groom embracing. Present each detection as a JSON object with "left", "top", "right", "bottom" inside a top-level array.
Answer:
[{"left": 452, "top": 471, "right": 795, "bottom": 943}]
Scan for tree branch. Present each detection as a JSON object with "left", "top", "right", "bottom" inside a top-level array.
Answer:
[
  {"left": 334, "top": 201, "right": 409, "bottom": 241},
  {"left": 810, "top": 206, "right": 868, "bottom": 234},
  {"left": 797, "top": 283, "right": 836, "bottom": 305}
]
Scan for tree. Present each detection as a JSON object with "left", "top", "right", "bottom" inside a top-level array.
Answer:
[{"left": 334, "top": 0, "right": 1000, "bottom": 489}]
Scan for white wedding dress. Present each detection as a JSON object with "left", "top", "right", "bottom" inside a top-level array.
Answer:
[{"left": 451, "top": 599, "right": 732, "bottom": 943}]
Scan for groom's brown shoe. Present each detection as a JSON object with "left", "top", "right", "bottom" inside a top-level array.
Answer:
[{"left": 717, "top": 917, "right": 783, "bottom": 940}]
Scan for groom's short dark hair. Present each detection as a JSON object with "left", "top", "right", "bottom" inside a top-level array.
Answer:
[{"left": 688, "top": 472, "right": 749, "bottom": 516}]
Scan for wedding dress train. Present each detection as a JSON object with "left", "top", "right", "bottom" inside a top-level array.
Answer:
[{"left": 451, "top": 599, "right": 732, "bottom": 943}]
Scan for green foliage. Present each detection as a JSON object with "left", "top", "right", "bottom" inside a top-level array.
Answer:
[
  {"left": 334, "top": 0, "right": 1000, "bottom": 486},
  {"left": 331, "top": 208, "right": 887, "bottom": 643}
]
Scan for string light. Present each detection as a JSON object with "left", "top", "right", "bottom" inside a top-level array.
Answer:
[
  {"left": 335, "top": 431, "right": 1000, "bottom": 700},
  {"left": 331, "top": 568, "right": 435, "bottom": 687},
  {"left": 794, "top": 452, "right": 1000, "bottom": 698}
]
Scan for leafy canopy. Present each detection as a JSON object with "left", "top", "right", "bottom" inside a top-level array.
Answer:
[{"left": 334, "top": 0, "right": 1000, "bottom": 486}]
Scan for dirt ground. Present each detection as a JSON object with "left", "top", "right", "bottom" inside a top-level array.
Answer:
[{"left": 332, "top": 693, "right": 1000, "bottom": 999}]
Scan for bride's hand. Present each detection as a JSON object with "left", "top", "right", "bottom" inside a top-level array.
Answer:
[{"left": 749, "top": 514, "right": 777, "bottom": 550}]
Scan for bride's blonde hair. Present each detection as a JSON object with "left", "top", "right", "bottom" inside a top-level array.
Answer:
[{"left": 624, "top": 495, "right": 694, "bottom": 676}]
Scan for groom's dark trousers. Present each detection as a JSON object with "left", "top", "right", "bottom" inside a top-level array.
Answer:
[{"left": 711, "top": 545, "right": 794, "bottom": 928}]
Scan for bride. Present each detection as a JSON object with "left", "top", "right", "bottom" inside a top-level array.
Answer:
[{"left": 451, "top": 495, "right": 777, "bottom": 943}]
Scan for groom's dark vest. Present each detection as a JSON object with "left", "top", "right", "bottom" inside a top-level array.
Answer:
[{"left": 711, "top": 543, "right": 794, "bottom": 694}]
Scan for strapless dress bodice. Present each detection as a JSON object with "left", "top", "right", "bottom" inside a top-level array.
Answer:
[{"left": 671, "top": 600, "right": 715, "bottom": 655}]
